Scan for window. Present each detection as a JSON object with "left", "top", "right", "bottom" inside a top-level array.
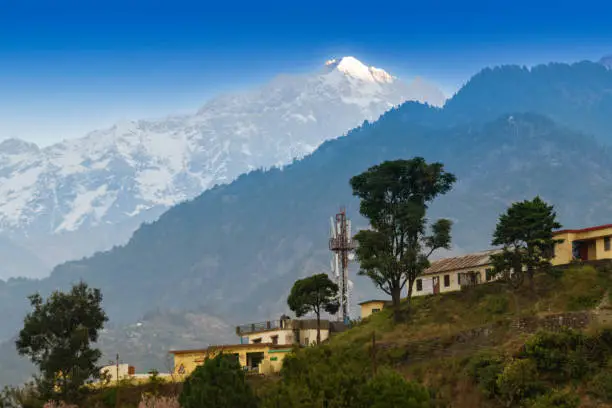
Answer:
[
  {"left": 271, "top": 335, "right": 278, "bottom": 345},
  {"left": 485, "top": 268, "right": 493, "bottom": 282},
  {"left": 372, "top": 308, "right": 381, "bottom": 314},
  {"left": 605, "top": 237, "right": 611, "bottom": 251},
  {"left": 177, "top": 364, "right": 185, "bottom": 375},
  {"left": 444, "top": 274, "right": 450, "bottom": 287},
  {"left": 252, "top": 338, "right": 262, "bottom": 344},
  {"left": 416, "top": 279, "right": 423, "bottom": 291}
]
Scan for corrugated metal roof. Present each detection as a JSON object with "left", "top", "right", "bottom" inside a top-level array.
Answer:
[{"left": 423, "top": 249, "right": 501, "bottom": 275}]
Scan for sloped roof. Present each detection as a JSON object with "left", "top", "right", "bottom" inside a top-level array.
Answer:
[
  {"left": 423, "top": 249, "right": 501, "bottom": 275},
  {"left": 358, "top": 299, "right": 392, "bottom": 306}
]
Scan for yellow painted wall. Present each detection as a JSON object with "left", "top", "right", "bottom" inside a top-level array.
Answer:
[
  {"left": 171, "top": 345, "right": 293, "bottom": 379},
  {"left": 360, "top": 301, "right": 386, "bottom": 319},
  {"left": 552, "top": 227, "right": 612, "bottom": 265},
  {"left": 552, "top": 232, "right": 574, "bottom": 265}
]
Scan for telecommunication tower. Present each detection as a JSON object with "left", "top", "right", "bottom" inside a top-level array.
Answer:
[{"left": 329, "top": 207, "right": 356, "bottom": 324}]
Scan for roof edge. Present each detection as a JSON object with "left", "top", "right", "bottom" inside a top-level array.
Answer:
[{"left": 554, "top": 224, "right": 612, "bottom": 235}]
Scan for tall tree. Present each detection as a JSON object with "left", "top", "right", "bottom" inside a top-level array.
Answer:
[
  {"left": 491, "top": 196, "right": 562, "bottom": 289},
  {"left": 287, "top": 274, "right": 340, "bottom": 344},
  {"left": 15, "top": 281, "right": 108, "bottom": 404},
  {"left": 350, "top": 158, "right": 456, "bottom": 321}
]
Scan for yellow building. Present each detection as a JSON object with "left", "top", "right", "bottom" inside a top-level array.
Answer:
[
  {"left": 170, "top": 343, "right": 293, "bottom": 378},
  {"left": 552, "top": 224, "right": 612, "bottom": 265},
  {"left": 169, "top": 316, "right": 348, "bottom": 378},
  {"left": 409, "top": 249, "right": 501, "bottom": 297},
  {"left": 358, "top": 300, "right": 391, "bottom": 319}
]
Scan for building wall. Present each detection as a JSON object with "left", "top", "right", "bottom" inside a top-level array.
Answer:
[
  {"left": 360, "top": 301, "right": 386, "bottom": 319},
  {"left": 100, "top": 364, "right": 132, "bottom": 382},
  {"left": 552, "top": 232, "right": 575, "bottom": 265},
  {"left": 172, "top": 345, "right": 293, "bottom": 378},
  {"left": 246, "top": 329, "right": 293, "bottom": 345},
  {"left": 410, "top": 265, "right": 494, "bottom": 298},
  {"left": 552, "top": 227, "right": 612, "bottom": 265},
  {"left": 245, "top": 327, "right": 329, "bottom": 346},
  {"left": 300, "top": 328, "right": 329, "bottom": 345}
]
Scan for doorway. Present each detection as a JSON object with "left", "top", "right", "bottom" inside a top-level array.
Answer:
[
  {"left": 432, "top": 276, "right": 440, "bottom": 294},
  {"left": 246, "top": 352, "right": 265, "bottom": 371}
]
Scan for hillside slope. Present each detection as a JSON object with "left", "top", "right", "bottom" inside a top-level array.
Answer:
[
  {"left": 2, "top": 112, "right": 612, "bottom": 336},
  {"left": 264, "top": 265, "right": 612, "bottom": 407}
]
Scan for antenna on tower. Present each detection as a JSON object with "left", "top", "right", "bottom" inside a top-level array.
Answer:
[{"left": 329, "top": 207, "right": 356, "bottom": 324}]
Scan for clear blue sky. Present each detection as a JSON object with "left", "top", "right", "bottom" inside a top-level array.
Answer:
[{"left": 1, "top": 0, "right": 611, "bottom": 146}]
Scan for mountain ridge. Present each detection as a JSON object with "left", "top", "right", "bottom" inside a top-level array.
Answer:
[{"left": 0, "top": 57, "right": 445, "bottom": 278}]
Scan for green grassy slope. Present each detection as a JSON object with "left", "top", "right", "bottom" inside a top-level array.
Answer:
[{"left": 265, "top": 264, "right": 612, "bottom": 407}]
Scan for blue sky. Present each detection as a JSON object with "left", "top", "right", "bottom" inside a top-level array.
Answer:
[{"left": 1, "top": 0, "right": 611, "bottom": 146}]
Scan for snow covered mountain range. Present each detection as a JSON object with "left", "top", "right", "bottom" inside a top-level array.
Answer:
[{"left": 0, "top": 56, "right": 445, "bottom": 278}]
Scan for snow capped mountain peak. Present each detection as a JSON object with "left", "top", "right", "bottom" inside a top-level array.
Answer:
[
  {"left": 325, "top": 56, "right": 395, "bottom": 84},
  {"left": 0, "top": 57, "right": 445, "bottom": 267}
]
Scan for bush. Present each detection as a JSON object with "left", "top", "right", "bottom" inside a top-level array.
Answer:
[
  {"left": 179, "top": 354, "right": 257, "bottom": 408},
  {"left": 496, "top": 359, "right": 542, "bottom": 406},
  {"left": 260, "top": 345, "right": 372, "bottom": 408},
  {"left": 588, "top": 370, "right": 612, "bottom": 402},
  {"left": 0, "top": 383, "right": 44, "bottom": 408},
  {"left": 357, "top": 369, "right": 431, "bottom": 408},
  {"left": 527, "top": 389, "right": 580, "bottom": 408},
  {"left": 464, "top": 352, "right": 505, "bottom": 398},
  {"left": 138, "top": 394, "right": 180, "bottom": 408},
  {"left": 522, "top": 329, "right": 590, "bottom": 381}
]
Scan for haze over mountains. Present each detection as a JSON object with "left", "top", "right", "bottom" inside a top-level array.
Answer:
[
  {"left": 0, "top": 56, "right": 445, "bottom": 280},
  {"left": 3, "top": 57, "right": 612, "bottom": 387}
]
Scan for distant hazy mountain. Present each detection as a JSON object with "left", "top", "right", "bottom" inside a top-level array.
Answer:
[
  {"left": 0, "top": 57, "right": 445, "bottom": 278},
  {"left": 600, "top": 55, "right": 612, "bottom": 69}
]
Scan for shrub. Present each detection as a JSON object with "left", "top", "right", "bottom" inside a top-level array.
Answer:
[
  {"left": 260, "top": 345, "right": 371, "bottom": 408},
  {"left": 0, "top": 383, "right": 44, "bottom": 408},
  {"left": 464, "top": 352, "right": 505, "bottom": 398},
  {"left": 42, "top": 402, "right": 78, "bottom": 408},
  {"left": 588, "top": 370, "right": 612, "bottom": 402},
  {"left": 357, "top": 369, "right": 431, "bottom": 408},
  {"left": 179, "top": 353, "right": 257, "bottom": 408},
  {"left": 496, "top": 359, "right": 542, "bottom": 406},
  {"left": 138, "top": 394, "right": 180, "bottom": 408},
  {"left": 522, "top": 329, "right": 590, "bottom": 381},
  {"left": 527, "top": 389, "right": 580, "bottom": 408}
]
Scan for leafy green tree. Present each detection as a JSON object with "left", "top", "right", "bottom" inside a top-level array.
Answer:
[
  {"left": 491, "top": 196, "right": 562, "bottom": 289},
  {"left": 350, "top": 158, "right": 456, "bottom": 320},
  {"left": 179, "top": 353, "right": 257, "bottom": 408},
  {"left": 287, "top": 273, "right": 339, "bottom": 344},
  {"left": 15, "top": 281, "right": 108, "bottom": 404}
]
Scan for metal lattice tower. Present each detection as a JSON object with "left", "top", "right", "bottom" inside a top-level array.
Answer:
[{"left": 329, "top": 208, "right": 356, "bottom": 323}]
